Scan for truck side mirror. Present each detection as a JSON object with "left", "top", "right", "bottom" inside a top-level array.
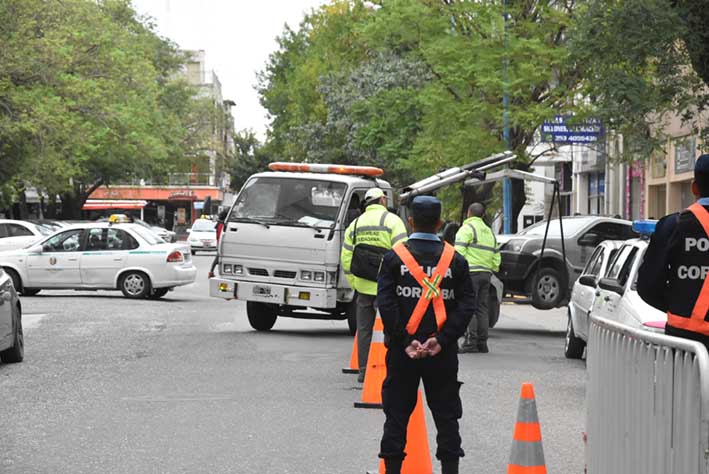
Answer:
[{"left": 578, "top": 233, "right": 600, "bottom": 247}]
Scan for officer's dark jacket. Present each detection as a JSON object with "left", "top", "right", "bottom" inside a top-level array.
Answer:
[
  {"left": 377, "top": 237, "right": 475, "bottom": 349},
  {"left": 638, "top": 206, "right": 709, "bottom": 343}
]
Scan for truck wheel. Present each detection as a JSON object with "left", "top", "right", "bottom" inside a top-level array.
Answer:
[
  {"left": 488, "top": 289, "right": 500, "bottom": 328},
  {"left": 564, "top": 312, "right": 586, "bottom": 359},
  {"left": 247, "top": 302, "right": 278, "bottom": 331},
  {"left": 0, "top": 304, "right": 23, "bottom": 363},
  {"left": 346, "top": 297, "right": 357, "bottom": 336},
  {"left": 530, "top": 267, "right": 564, "bottom": 310}
]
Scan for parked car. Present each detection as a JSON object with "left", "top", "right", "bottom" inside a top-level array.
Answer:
[
  {"left": 0, "top": 219, "right": 196, "bottom": 299},
  {"left": 134, "top": 218, "right": 176, "bottom": 243},
  {"left": 187, "top": 218, "right": 217, "bottom": 254},
  {"left": 498, "top": 216, "right": 637, "bottom": 310},
  {"left": 0, "top": 267, "right": 23, "bottom": 363},
  {"left": 0, "top": 219, "right": 52, "bottom": 252},
  {"left": 564, "top": 240, "right": 623, "bottom": 359}
]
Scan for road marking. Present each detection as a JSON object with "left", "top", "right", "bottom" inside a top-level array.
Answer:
[
  {"left": 22, "top": 313, "right": 47, "bottom": 330},
  {"left": 121, "top": 394, "right": 234, "bottom": 402}
]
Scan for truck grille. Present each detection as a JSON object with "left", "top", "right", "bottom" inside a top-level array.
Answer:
[
  {"left": 248, "top": 268, "right": 269, "bottom": 276},
  {"left": 273, "top": 270, "right": 297, "bottom": 279}
]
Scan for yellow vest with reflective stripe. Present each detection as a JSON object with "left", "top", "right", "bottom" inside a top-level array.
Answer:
[
  {"left": 340, "top": 204, "right": 408, "bottom": 295},
  {"left": 454, "top": 217, "right": 500, "bottom": 273}
]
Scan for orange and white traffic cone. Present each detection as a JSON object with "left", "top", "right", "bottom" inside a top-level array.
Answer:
[
  {"left": 368, "top": 391, "right": 433, "bottom": 474},
  {"left": 342, "top": 332, "right": 359, "bottom": 374},
  {"left": 507, "top": 383, "right": 547, "bottom": 474},
  {"left": 355, "top": 313, "right": 387, "bottom": 409}
]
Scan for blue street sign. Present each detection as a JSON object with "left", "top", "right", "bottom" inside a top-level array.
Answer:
[{"left": 541, "top": 116, "right": 604, "bottom": 144}]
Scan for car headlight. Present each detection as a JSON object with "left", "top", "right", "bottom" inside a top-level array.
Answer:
[
  {"left": 313, "top": 271, "right": 325, "bottom": 282},
  {"left": 222, "top": 264, "right": 233, "bottom": 274},
  {"left": 233, "top": 265, "right": 244, "bottom": 275},
  {"left": 301, "top": 271, "right": 312, "bottom": 281},
  {"left": 504, "top": 239, "right": 525, "bottom": 253}
]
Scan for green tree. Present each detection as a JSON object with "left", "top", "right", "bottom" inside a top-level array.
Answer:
[{"left": 229, "top": 130, "right": 272, "bottom": 191}]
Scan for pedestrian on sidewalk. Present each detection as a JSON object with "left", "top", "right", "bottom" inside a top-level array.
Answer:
[
  {"left": 340, "top": 188, "right": 408, "bottom": 383},
  {"left": 376, "top": 195, "right": 475, "bottom": 474},
  {"left": 455, "top": 202, "right": 500, "bottom": 353}
]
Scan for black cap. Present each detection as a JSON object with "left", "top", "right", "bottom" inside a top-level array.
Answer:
[
  {"left": 695, "top": 154, "right": 709, "bottom": 175},
  {"left": 410, "top": 195, "right": 441, "bottom": 222}
]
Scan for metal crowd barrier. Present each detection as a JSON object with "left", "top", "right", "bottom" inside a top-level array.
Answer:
[{"left": 587, "top": 315, "right": 709, "bottom": 474}]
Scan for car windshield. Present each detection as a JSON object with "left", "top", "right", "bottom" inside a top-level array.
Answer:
[
  {"left": 230, "top": 177, "right": 346, "bottom": 228},
  {"left": 518, "top": 218, "right": 594, "bottom": 238},
  {"left": 131, "top": 226, "right": 164, "bottom": 245},
  {"left": 35, "top": 224, "right": 54, "bottom": 236},
  {"left": 191, "top": 220, "right": 216, "bottom": 232}
]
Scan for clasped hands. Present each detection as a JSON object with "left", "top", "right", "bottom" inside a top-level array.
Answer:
[{"left": 404, "top": 337, "right": 441, "bottom": 359}]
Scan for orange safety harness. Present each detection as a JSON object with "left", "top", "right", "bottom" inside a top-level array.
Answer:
[
  {"left": 668, "top": 203, "right": 709, "bottom": 336},
  {"left": 392, "top": 242, "right": 456, "bottom": 335}
]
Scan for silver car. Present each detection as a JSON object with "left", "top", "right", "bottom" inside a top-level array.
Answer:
[
  {"left": 499, "top": 216, "right": 637, "bottom": 310},
  {"left": 0, "top": 267, "right": 23, "bottom": 363}
]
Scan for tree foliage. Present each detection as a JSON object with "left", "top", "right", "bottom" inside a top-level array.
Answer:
[
  {"left": 229, "top": 130, "right": 273, "bottom": 191},
  {"left": 0, "top": 0, "right": 217, "bottom": 217}
]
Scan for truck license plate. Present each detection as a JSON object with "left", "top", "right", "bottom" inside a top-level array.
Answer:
[{"left": 250, "top": 285, "right": 283, "bottom": 303}]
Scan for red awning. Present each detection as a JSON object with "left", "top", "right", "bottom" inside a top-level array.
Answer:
[{"left": 82, "top": 200, "right": 148, "bottom": 211}]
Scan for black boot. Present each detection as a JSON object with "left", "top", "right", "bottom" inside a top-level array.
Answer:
[
  {"left": 458, "top": 333, "right": 478, "bottom": 353},
  {"left": 384, "top": 458, "right": 403, "bottom": 474},
  {"left": 478, "top": 341, "right": 489, "bottom": 353},
  {"left": 441, "top": 458, "right": 459, "bottom": 474}
]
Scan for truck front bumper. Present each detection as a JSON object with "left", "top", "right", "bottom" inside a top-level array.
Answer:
[{"left": 209, "top": 277, "right": 338, "bottom": 309}]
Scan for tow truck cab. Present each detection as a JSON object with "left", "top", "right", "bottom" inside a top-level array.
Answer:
[{"left": 209, "top": 163, "right": 393, "bottom": 333}]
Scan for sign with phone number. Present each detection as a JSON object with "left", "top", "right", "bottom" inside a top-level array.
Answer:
[{"left": 541, "top": 116, "right": 604, "bottom": 144}]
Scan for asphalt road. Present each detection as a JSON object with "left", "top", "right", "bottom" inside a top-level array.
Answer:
[{"left": 0, "top": 254, "right": 585, "bottom": 474}]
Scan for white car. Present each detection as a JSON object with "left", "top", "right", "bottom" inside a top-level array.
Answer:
[
  {"left": 0, "top": 267, "right": 23, "bottom": 363},
  {"left": 187, "top": 219, "right": 217, "bottom": 254},
  {"left": 592, "top": 237, "right": 666, "bottom": 331},
  {"left": 564, "top": 240, "right": 623, "bottom": 359},
  {"left": 0, "top": 222, "right": 197, "bottom": 299},
  {"left": 0, "top": 219, "right": 52, "bottom": 252}
]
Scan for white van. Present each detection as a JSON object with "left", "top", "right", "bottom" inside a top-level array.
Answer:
[{"left": 209, "top": 163, "right": 393, "bottom": 333}]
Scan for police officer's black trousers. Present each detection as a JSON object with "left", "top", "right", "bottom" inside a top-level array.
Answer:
[{"left": 379, "top": 344, "right": 464, "bottom": 463}]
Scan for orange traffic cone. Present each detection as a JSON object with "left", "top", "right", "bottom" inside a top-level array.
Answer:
[
  {"left": 367, "top": 391, "right": 433, "bottom": 474},
  {"left": 354, "top": 313, "right": 387, "bottom": 409},
  {"left": 507, "top": 383, "right": 547, "bottom": 474},
  {"left": 342, "top": 332, "right": 359, "bottom": 374}
]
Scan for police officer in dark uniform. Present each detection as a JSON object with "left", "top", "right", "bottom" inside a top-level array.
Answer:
[
  {"left": 638, "top": 154, "right": 709, "bottom": 350},
  {"left": 376, "top": 196, "right": 475, "bottom": 474}
]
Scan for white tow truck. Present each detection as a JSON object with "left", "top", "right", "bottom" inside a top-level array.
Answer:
[{"left": 210, "top": 154, "right": 515, "bottom": 333}]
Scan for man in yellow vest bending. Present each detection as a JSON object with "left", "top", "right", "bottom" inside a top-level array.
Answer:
[{"left": 455, "top": 203, "right": 500, "bottom": 353}]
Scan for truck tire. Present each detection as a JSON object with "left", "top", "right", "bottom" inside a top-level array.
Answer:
[
  {"left": 346, "top": 297, "right": 357, "bottom": 336},
  {"left": 247, "top": 302, "right": 278, "bottom": 331},
  {"left": 530, "top": 267, "right": 564, "bottom": 310},
  {"left": 488, "top": 289, "right": 500, "bottom": 328},
  {"left": 564, "top": 312, "right": 585, "bottom": 359}
]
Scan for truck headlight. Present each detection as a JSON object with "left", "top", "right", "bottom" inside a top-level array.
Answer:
[
  {"left": 223, "top": 264, "right": 232, "bottom": 274},
  {"left": 233, "top": 265, "right": 244, "bottom": 275},
  {"left": 504, "top": 239, "right": 525, "bottom": 253},
  {"left": 327, "top": 271, "right": 337, "bottom": 285},
  {"left": 301, "top": 271, "right": 312, "bottom": 281},
  {"left": 313, "top": 272, "right": 325, "bottom": 282}
]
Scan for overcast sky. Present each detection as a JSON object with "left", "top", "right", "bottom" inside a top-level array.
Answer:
[{"left": 131, "top": 0, "right": 327, "bottom": 139}]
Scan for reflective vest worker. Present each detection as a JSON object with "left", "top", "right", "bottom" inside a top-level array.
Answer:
[
  {"left": 340, "top": 188, "right": 408, "bottom": 382},
  {"left": 454, "top": 202, "right": 500, "bottom": 354},
  {"left": 638, "top": 153, "right": 709, "bottom": 351},
  {"left": 376, "top": 195, "right": 475, "bottom": 474}
]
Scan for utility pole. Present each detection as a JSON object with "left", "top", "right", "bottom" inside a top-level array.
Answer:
[{"left": 502, "top": 0, "right": 513, "bottom": 234}]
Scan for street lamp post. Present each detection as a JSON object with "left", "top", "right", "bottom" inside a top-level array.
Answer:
[{"left": 502, "top": 0, "right": 513, "bottom": 235}]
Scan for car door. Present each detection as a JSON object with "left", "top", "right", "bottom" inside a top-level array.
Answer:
[
  {"left": 81, "top": 228, "right": 136, "bottom": 286},
  {"left": 26, "top": 228, "right": 84, "bottom": 287},
  {"left": 571, "top": 246, "right": 605, "bottom": 339},
  {"left": 595, "top": 245, "right": 639, "bottom": 324}
]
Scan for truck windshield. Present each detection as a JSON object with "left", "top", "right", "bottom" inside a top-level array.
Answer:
[{"left": 230, "top": 177, "right": 346, "bottom": 228}]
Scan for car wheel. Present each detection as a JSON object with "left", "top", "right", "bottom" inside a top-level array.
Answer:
[
  {"left": 148, "top": 288, "right": 170, "bottom": 300},
  {"left": 22, "top": 288, "right": 40, "bottom": 296},
  {"left": 346, "top": 296, "right": 357, "bottom": 336},
  {"left": 246, "top": 302, "right": 278, "bottom": 331},
  {"left": 119, "top": 271, "right": 151, "bottom": 299},
  {"left": 488, "top": 289, "right": 500, "bottom": 328},
  {"left": 0, "top": 304, "right": 24, "bottom": 363},
  {"left": 530, "top": 267, "right": 564, "bottom": 310},
  {"left": 564, "top": 312, "right": 586, "bottom": 359}
]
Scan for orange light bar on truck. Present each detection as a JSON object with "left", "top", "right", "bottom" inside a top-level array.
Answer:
[{"left": 268, "top": 162, "right": 384, "bottom": 177}]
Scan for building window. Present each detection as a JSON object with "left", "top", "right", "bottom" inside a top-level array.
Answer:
[
  {"left": 674, "top": 137, "right": 696, "bottom": 174},
  {"left": 651, "top": 152, "right": 666, "bottom": 178},
  {"left": 587, "top": 172, "right": 605, "bottom": 215}
]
